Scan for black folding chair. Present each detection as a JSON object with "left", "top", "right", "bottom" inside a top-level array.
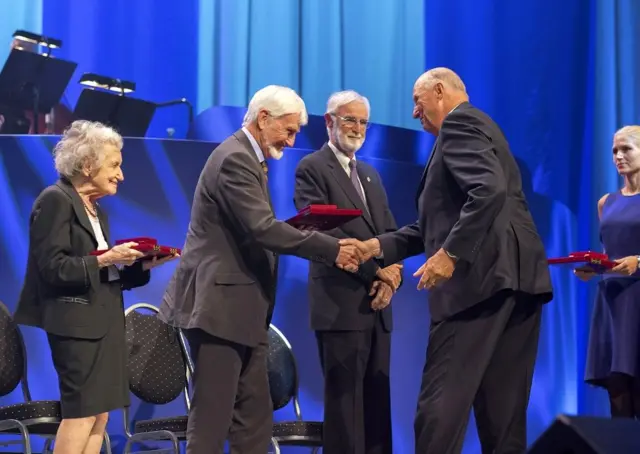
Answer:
[
  {"left": 123, "top": 303, "right": 192, "bottom": 454},
  {"left": 268, "top": 324, "right": 322, "bottom": 453},
  {"left": 0, "top": 300, "right": 112, "bottom": 453}
]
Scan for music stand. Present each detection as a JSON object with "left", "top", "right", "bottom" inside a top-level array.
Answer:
[
  {"left": 73, "top": 89, "right": 156, "bottom": 137},
  {"left": 0, "top": 48, "right": 77, "bottom": 134}
]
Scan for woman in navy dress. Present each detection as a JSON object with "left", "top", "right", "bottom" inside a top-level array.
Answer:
[{"left": 577, "top": 125, "right": 640, "bottom": 418}]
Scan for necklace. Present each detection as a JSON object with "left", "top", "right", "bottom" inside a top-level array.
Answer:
[{"left": 82, "top": 199, "right": 98, "bottom": 218}]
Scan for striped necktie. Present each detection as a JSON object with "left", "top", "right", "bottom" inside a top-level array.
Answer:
[{"left": 348, "top": 159, "right": 366, "bottom": 204}]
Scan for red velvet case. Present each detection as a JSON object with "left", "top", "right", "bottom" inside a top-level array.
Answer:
[
  {"left": 286, "top": 205, "right": 363, "bottom": 231},
  {"left": 547, "top": 251, "right": 616, "bottom": 273},
  {"left": 90, "top": 237, "right": 181, "bottom": 261}
]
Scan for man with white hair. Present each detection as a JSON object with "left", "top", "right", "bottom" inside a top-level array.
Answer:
[
  {"left": 159, "top": 85, "right": 367, "bottom": 454},
  {"left": 341, "top": 68, "right": 553, "bottom": 453},
  {"left": 294, "top": 90, "right": 402, "bottom": 454}
]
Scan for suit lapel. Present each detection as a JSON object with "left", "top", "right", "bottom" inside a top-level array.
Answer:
[
  {"left": 321, "top": 145, "right": 376, "bottom": 233},
  {"left": 97, "top": 207, "right": 111, "bottom": 246},
  {"left": 416, "top": 137, "right": 439, "bottom": 206},
  {"left": 233, "top": 130, "right": 277, "bottom": 276},
  {"left": 415, "top": 103, "right": 468, "bottom": 203},
  {"left": 233, "top": 129, "right": 270, "bottom": 200},
  {"left": 56, "top": 180, "right": 97, "bottom": 245},
  {"left": 358, "top": 170, "right": 388, "bottom": 235}
]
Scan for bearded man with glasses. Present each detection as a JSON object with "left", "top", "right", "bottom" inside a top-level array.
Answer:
[{"left": 294, "top": 90, "right": 402, "bottom": 454}]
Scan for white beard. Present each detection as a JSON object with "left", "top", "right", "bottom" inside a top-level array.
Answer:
[
  {"left": 268, "top": 146, "right": 283, "bottom": 160},
  {"left": 334, "top": 126, "right": 364, "bottom": 154}
]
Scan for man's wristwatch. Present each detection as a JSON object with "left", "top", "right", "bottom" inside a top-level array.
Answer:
[{"left": 444, "top": 250, "right": 458, "bottom": 261}]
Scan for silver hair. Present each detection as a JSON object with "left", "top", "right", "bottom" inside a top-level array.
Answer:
[
  {"left": 242, "top": 85, "right": 308, "bottom": 127},
  {"left": 614, "top": 125, "right": 640, "bottom": 149},
  {"left": 415, "top": 67, "right": 467, "bottom": 93},
  {"left": 325, "top": 90, "right": 371, "bottom": 117},
  {"left": 53, "top": 120, "right": 123, "bottom": 179}
]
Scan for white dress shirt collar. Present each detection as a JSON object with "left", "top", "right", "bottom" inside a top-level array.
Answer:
[
  {"left": 241, "top": 127, "right": 266, "bottom": 163},
  {"left": 328, "top": 141, "right": 355, "bottom": 174},
  {"left": 447, "top": 101, "right": 465, "bottom": 117}
]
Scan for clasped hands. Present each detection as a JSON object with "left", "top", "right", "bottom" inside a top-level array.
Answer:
[
  {"left": 334, "top": 238, "right": 402, "bottom": 310},
  {"left": 370, "top": 264, "right": 403, "bottom": 310}
]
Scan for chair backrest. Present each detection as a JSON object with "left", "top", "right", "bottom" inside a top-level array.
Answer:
[
  {"left": 0, "top": 301, "right": 28, "bottom": 399},
  {"left": 125, "top": 303, "right": 189, "bottom": 406},
  {"left": 267, "top": 324, "right": 299, "bottom": 411}
]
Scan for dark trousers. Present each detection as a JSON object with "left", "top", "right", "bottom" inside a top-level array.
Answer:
[
  {"left": 316, "top": 314, "right": 392, "bottom": 454},
  {"left": 184, "top": 329, "right": 272, "bottom": 454},
  {"left": 415, "top": 291, "right": 542, "bottom": 454}
]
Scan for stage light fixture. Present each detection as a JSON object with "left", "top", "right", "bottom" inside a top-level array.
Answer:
[
  {"left": 79, "top": 73, "right": 135, "bottom": 95},
  {"left": 74, "top": 74, "right": 195, "bottom": 138},
  {"left": 12, "top": 30, "right": 62, "bottom": 53}
]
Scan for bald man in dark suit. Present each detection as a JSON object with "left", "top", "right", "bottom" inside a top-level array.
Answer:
[{"left": 343, "top": 69, "right": 553, "bottom": 454}]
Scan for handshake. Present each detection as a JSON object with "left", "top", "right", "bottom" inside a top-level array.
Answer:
[
  {"left": 334, "top": 237, "right": 401, "bottom": 289},
  {"left": 335, "top": 238, "right": 381, "bottom": 272}
]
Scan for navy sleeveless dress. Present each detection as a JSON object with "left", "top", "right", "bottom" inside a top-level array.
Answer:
[{"left": 585, "top": 191, "right": 640, "bottom": 386}]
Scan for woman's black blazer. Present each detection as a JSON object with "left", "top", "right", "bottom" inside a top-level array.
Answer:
[{"left": 14, "top": 179, "right": 150, "bottom": 339}]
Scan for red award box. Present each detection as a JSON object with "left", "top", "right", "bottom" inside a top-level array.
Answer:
[
  {"left": 90, "top": 237, "right": 181, "bottom": 262},
  {"left": 547, "top": 251, "right": 616, "bottom": 274},
  {"left": 286, "top": 205, "right": 363, "bottom": 231}
]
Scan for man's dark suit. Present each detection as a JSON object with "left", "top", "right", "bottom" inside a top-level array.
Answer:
[
  {"left": 377, "top": 102, "right": 553, "bottom": 454},
  {"left": 294, "top": 143, "right": 399, "bottom": 454},
  {"left": 159, "top": 130, "right": 342, "bottom": 454}
]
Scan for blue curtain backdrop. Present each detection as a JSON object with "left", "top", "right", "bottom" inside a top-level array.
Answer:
[
  {"left": 196, "top": 0, "right": 425, "bottom": 130},
  {"left": 0, "top": 0, "right": 639, "bottom": 452}
]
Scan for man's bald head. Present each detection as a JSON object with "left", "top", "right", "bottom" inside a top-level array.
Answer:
[
  {"left": 415, "top": 67, "right": 467, "bottom": 94},
  {"left": 412, "top": 67, "right": 469, "bottom": 135}
]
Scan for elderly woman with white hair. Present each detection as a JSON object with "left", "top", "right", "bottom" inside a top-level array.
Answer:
[
  {"left": 14, "top": 120, "right": 177, "bottom": 453},
  {"left": 577, "top": 125, "right": 640, "bottom": 419}
]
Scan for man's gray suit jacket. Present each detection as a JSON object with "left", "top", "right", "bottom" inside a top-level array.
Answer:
[{"left": 159, "top": 129, "right": 341, "bottom": 347}]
